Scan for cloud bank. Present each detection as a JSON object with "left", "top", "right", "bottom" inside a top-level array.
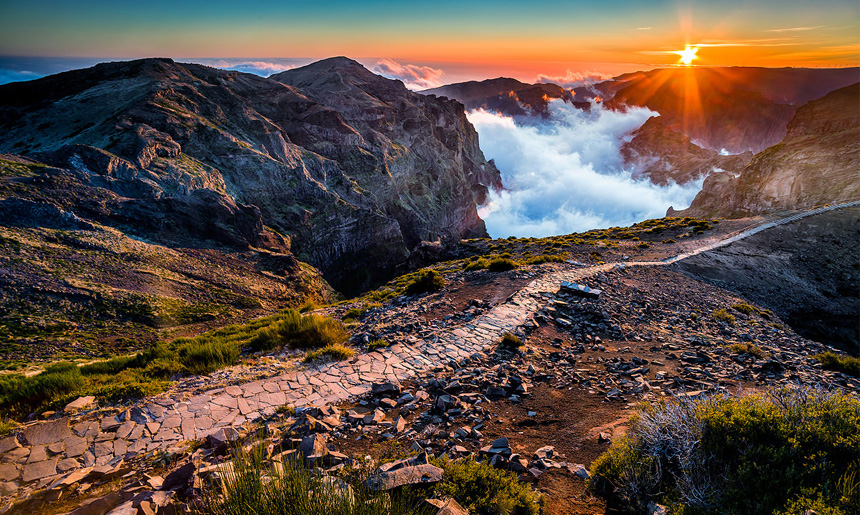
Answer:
[
  {"left": 372, "top": 59, "right": 445, "bottom": 90},
  {"left": 201, "top": 59, "right": 297, "bottom": 76},
  {"left": 469, "top": 100, "right": 703, "bottom": 238},
  {"left": 535, "top": 70, "right": 613, "bottom": 89},
  {"left": 0, "top": 69, "right": 42, "bottom": 85}
]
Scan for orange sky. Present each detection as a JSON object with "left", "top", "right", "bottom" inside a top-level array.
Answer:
[{"left": 0, "top": 0, "right": 857, "bottom": 84}]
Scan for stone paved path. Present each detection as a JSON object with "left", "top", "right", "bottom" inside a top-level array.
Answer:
[{"left": 1, "top": 200, "right": 858, "bottom": 499}]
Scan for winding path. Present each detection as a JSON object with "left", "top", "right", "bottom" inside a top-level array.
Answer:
[{"left": 2, "top": 201, "right": 858, "bottom": 496}]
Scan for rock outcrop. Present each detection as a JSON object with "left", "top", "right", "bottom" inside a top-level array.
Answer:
[
  {"left": 672, "top": 83, "right": 860, "bottom": 218},
  {"left": 0, "top": 57, "right": 501, "bottom": 294},
  {"left": 621, "top": 116, "right": 753, "bottom": 186}
]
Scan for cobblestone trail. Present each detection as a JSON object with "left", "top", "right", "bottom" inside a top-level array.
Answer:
[{"left": 2, "top": 201, "right": 857, "bottom": 498}]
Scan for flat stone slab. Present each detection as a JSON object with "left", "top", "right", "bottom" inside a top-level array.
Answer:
[
  {"left": 0, "top": 436, "right": 20, "bottom": 454},
  {"left": 64, "top": 396, "right": 96, "bottom": 413},
  {"left": 21, "top": 458, "right": 57, "bottom": 482},
  {"left": 22, "top": 418, "right": 70, "bottom": 445},
  {"left": 0, "top": 463, "right": 18, "bottom": 481}
]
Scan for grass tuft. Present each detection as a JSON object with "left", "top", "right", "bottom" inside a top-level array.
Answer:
[
  {"left": 814, "top": 352, "right": 860, "bottom": 377},
  {"left": 303, "top": 344, "right": 355, "bottom": 364},
  {"left": 207, "top": 446, "right": 426, "bottom": 515}
]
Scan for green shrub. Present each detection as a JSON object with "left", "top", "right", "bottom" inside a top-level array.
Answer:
[
  {"left": 637, "top": 242, "right": 650, "bottom": 248},
  {"left": 487, "top": 258, "right": 518, "bottom": 272},
  {"left": 731, "top": 303, "right": 773, "bottom": 320},
  {"left": 367, "top": 339, "right": 390, "bottom": 352},
  {"left": 711, "top": 308, "right": 736, "bottom": 324},
  {"left": 815, "top": 352, "right": 860, "bottom": 378},
  {"left": 432, "top": 457, "right": 540, "bottom": 515},
  {"left": 405, "top": 270, "right": 444, "bottom": 295},
  {"left": 303, "top": 344, "right": 355, "bottom": 364},
  {"left": 727, "top": 342, "right": 768, "bottom": 359},
  {"left": 590, "top": 387, "right": 860, "bottom": 515},
  {"left": 464, "top": 258, "right": 489, "bottom": 271},
  {"left": 499, "top": 333, "right": 522, "bottom": 349},
  {"left": 524, "top": 254, "right": 565, "bottom": 265},
  {"left": 177, "top": 338, "right": 240, "bottom": 375}
]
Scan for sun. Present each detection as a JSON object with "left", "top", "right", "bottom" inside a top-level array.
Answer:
[{"left": 674, "top": 46, "right": 699, "bottom": 66}]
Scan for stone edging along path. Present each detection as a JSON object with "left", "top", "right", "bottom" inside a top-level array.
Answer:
[{"left": 1, "top": 200, "right": 858, "bottom": 499}]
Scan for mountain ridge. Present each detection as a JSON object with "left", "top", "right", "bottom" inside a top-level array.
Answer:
[{"left": 0, "top": 57, "right": 502, "bottom": 294}]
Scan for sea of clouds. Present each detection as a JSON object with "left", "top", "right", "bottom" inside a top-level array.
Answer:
[{"left": 469, "top": 100, "right": 704, "bottom": 238}]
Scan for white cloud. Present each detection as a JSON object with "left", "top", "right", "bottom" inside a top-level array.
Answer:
[
  {"left": 372, "top": 59, "right": 445, "bottom": 90},
  {"left": 765, "top": 26, "right": 824, "bottom": 32},
  {"left": 204, "top": 60, "right": 296, "bottom": 76},
  {"left": 535, "top": 70, "right": 613, "bottom": 89},
  {"left": 469, "top": 100, "right": 704, "bottom": 238},
  {"left": 0, "top": 69, "right": 41, "bottom": 85}
]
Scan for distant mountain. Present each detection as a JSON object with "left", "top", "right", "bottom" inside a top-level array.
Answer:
[
  {"left": 670, "top": 83, "right": 860, "bottom": 218},
  {"left": 0, "top": 57, "right": 501, "bottom": 295},
  {"left": 423, "top": 77, "right": 589, "bottom": 117},
  {"left": 599, "top": 67, "right": 859, "bottom": 153}
]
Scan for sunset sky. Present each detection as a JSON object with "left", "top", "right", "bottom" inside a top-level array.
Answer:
[{"left": 0, "top": 0, "right": 858, "bottom": 85}]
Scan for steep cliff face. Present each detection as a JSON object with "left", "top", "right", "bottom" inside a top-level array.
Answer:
[
  {"left": 674, "top": 83, "right": 860, "bottom": 218},
  {"left": 621, "top": 116, "right": 753, "bottom": 186},
  {"left": 0, "top": 57, "right": 501, "bottom": 293}
]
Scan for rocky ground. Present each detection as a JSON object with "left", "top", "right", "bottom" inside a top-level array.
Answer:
[{"left": 0, "top": 206, "right": 858, "bottom": 515}]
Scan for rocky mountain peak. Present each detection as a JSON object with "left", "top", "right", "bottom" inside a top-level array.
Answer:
[{"left": 0, "top": 58, "right": 501, "bottom": 294}]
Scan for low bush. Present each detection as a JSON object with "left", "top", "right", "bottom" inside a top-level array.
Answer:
[
  {"left": 405, "top": 270, "right": 445, "bottom": 295},
  {"left": 727, "top": 342, "right": 768, "bottom": 359},
  {"left": 367, "top": 339, "right": 390, "bottom": 352},
  {"left": 815, "top": 352, "right": 860, "bottom": 378},
  {"left": 731, "top": 302, "right": 773, "bottom": 320},
  {"left": 589, "top": 386, "right": 860, "bottom": 514},
  {"left": 487, "top": 258, "right": 518, "bottom": 272},
  {"left": 524, "top": 254, "right": 565, "bottom": 265},
  {"left": 303, "top": 344, "right": 355, "bottom": 364},
  {"left": 711, "top": 308, "right": 736, "bottom": 324},
  {"left": 432, "top": 457, "right": 540, "bottom": 515},
  {"left": 464, "top": 258, "right": 489, "bottom": 271},
  {"left": 499, "top": 333, "right": 522, "bottom": 350}
]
